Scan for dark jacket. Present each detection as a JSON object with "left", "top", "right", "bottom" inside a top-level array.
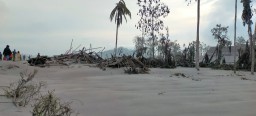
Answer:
[{"left": 3, "top": 46, "right": 11, "bottom": 56}]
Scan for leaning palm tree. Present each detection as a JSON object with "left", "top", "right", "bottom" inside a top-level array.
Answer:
[
  {"left": 241, "top": 0, "right": 254, "bottom": 75},
  {"left": 110, "top": 0, "right": 131, "bottom": 57}
]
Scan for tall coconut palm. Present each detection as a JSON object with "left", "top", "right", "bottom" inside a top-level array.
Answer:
[
  {"left": 186, "top": 0, "right": 200, "bottom": 71},
  {"left": 241, "top": 0, "right": 254, "bottom": 75},
  {"left": 234, "top": 0, "right": 237, "bottom": 73},
  {"left": 110, "top": 0, "right": 131, "bottom": 57},
  {"left": 195, "top": 0, "right": 200, "bottom": 71}
]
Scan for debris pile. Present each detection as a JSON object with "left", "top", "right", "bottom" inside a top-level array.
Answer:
[
  {"left": 99, "top": 55, "right": 149, "bottom": 74},
  {"left": 28, "top": 47, "right": 104, "bottom": 67},
  {"left": 27, "top": 40, "right": 149, "bottom": 74}
]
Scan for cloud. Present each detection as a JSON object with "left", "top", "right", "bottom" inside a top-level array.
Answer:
[
  {"left": 0, "top": 0, "right": 8, "bottom": 26},
  {"left": 0, "top": 0, "right": 255, "bottom": 56}
]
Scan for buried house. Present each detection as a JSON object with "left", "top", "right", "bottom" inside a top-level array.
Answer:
[{"left": 205, "top": 45, "right": 246, "bottom": 64}]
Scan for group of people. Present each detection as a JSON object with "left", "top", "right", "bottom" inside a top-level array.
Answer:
[{"left": 0, "top": 45, "right": 22, "bottom": 61}]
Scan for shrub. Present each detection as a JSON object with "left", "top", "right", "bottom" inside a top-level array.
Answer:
[
  {"left": 32, "top": 91, "right": 74, "bottom": 116},
  {"left": 3, "top": 69, "right": 45, "bottom": 106}
]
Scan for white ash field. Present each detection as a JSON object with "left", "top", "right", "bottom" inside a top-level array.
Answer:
[{"left": 0, "top": 61, "right": 256, "bottom": 116}]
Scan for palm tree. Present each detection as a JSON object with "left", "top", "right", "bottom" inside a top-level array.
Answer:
[
  {"left": 241, "top": 0, "right": 254, "bottom": 75},
  {"left": 195, "top": 0, "right": 200, "bottom": 71},
  {"left": 234, "top": 0, "right": 237, "bottom": 73},
  {"left": 110, "top": 0, "right": 131, "bottom": 57},
  {"left": 186, "top": 0, "right": 200, "bottom": 71}
]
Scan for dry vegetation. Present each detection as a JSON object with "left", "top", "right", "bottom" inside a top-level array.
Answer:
[
  {"left": 173, "top": 72, "right": 187, "bottom": 77},
  {"left": 32, "top": 91, "right": 75, "bottom": 116},
  {"left": 1, "top": 69, "right": 77, "bottom": 116},
  {"left": 3, "top": 69, "right": 45, "bottom": 107}
]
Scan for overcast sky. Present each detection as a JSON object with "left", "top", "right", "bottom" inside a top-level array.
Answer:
[{"left": 0, "top": 0, "right": 255, "bottom": 56}]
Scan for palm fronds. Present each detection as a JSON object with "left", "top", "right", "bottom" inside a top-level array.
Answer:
[{"left": 110, "top": 0, "right": 131, "bottom": 27}]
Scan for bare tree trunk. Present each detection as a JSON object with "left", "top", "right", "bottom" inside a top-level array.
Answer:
[
  {"left": 195, "top": 0, "right": 200, "bottom": 71},
  {"left": 152, "top": 14, "right": 155, "bottom": 59},
  {"left": 248, "top": 24, "right": 254, "bottom": 75},
  {"left": 115, "top": 24, "right": 119, "bottom": 57},
  {"left": 234, "top": 0, "right": 237, "bottom": 73},
  {"left": 252, "top": 34, "right": 255, "bottom": 75},
  {"left": 252, "top": 22, "right": 256, "bottom": 75}
]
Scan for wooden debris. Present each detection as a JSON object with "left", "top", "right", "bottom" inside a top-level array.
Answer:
[
  {"left": 99, "top": 55, "right": 150, "bottom": 74},
  {"left": 28, "top": 47, "right": 103, "bottom": 67},
  {"left": 27, "top": 44, "right": 149, "bottom": 74}
]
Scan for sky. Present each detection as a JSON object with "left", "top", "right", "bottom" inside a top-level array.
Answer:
[{"left": 0, "top": 0, "right": 255, "bottom": 56}]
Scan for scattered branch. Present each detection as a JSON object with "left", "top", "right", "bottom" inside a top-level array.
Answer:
[
  {"left": 3, "top": 69, "right": 45, "bottom": 107},
  {"left": 32, "top": 91, "right": 75, "bottom": 116}
]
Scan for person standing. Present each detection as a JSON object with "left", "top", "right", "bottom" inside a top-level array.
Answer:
[
  {"left": 3, "top": 45, "right": 12, "bottom": 61},
  {"left": 16, "top": 51, "right": 21, "bottom": 61},
  {"left": 0, "top": 52, "right": 2, "bottom": 60},
  {"left": 37, "top": 53, "right": 40, "bottom": 58},
  {"left": 23, "top": 55, "right": 26, "bottom": 61},
  {"left": 10, "top": 52, "right": 13, "bottom": 61},
  {"left": 12, "top": 49, "right": 16, "bottom": 61}
]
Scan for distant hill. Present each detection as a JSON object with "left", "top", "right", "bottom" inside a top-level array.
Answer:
[{"left": 99, "top": 47, "right": 135, "bottom": 59}]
